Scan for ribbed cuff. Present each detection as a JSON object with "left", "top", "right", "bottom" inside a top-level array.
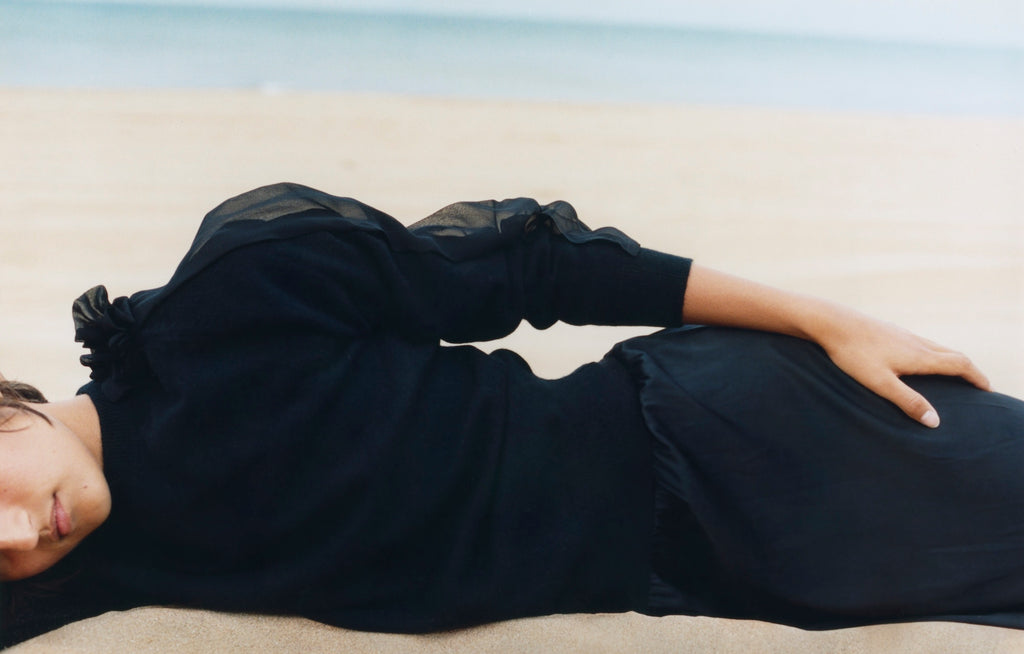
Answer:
[
  {"left": 558, "top": 242, "right": 691, "bottom": 328},
  {"left": 621, "top": 248, "right": 691, "bottom": 328}
]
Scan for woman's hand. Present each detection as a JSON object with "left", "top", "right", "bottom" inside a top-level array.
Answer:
[
  {"left": 808, "top": 305, "right": 990, "bottom": 427},
  {"left": 681, "top": 264, "right": 991, "bottom": 427}
]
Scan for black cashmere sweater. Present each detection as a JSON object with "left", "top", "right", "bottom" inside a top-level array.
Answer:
[{"left": 5, "top": 184, "right": 691, "bottom": 643}]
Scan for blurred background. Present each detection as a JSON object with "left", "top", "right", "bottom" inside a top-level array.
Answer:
[
  {"left": 2, "top": 0, "right": 1023, "bottom": 113},
  {"left": 1, "top": 0, "right": 1022, "bottom": 399}
]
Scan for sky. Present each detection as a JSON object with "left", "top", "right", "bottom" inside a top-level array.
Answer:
[{"left": 47, "top": 0, "right": 1024, "bottom": 48}]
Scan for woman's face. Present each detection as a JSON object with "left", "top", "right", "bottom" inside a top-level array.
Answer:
[{"left": 0, "top": 408, "right": 111, "bottom": 580}]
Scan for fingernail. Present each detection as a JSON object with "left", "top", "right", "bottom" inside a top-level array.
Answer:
[{"left": 921, "top": 410, "right": 940, "bottom": 428}]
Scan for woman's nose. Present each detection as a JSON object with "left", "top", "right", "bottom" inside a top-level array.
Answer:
[{"left": 0, "top": 506, "right": 39, "bottom": 550}]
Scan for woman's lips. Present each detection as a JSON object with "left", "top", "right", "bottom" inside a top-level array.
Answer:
[{"left": 52, "top": 494, "right": 71, "bottom": 539}]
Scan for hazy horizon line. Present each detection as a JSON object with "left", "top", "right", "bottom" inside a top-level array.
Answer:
[{"left": 25, "top": 0, "right": 1024, "bottom": 51}]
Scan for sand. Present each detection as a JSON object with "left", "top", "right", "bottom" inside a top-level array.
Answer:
[{"left": 1, "top": 88, "right": 1023, "bottom": 651}]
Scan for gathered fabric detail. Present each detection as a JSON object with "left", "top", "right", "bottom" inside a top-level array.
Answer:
[
  {"left": 188, "top": 182, "right": 641, "bottom": 266},
  {"left": 72, "top": 285, "right": 145, "bottom": 400},
  {"left": 67, "top": 183, "right": 650, "bottom": 400}
]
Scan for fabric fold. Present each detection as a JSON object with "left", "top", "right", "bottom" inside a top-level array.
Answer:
[{"left": 72, "top": 285, "right": 144, "bottom": 399}]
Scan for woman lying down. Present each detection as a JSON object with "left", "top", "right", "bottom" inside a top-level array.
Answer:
[{"left": 2, "top": 183, "right": 1022, "bottom": 647}]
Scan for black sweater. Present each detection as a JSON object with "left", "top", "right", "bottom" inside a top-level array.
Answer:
[{"left": 5, "top": 183, "right": 691, "bottom": 643}]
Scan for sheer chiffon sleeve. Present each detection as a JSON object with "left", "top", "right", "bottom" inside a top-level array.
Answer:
[
  {"left": 181, "top": 183, "right": 690, "bottom": 339},
  {"left": 74, "top": 183, "right": 691, "bottom": 393}
]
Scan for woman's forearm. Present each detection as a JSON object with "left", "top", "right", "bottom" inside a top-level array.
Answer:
[
  {"left": 681, "top": 264, "right": 841, "bottom": 341},
  {"left": 680, "top": 263, "right": 990, "bottom": 428}
]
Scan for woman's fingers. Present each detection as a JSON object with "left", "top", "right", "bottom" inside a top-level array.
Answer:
[
  {"left": 808, "top": 304, "right": 991, "bottom": 428},
  {"left": 876, "top": 375, "right": 941, "bottom": 428},
  {"left": 874, "top": 348, "right": 989, "bottom": 428},
  {"left": 829, "top": 340, "right": 986, "bottom": 429},
  {"left": 926, "top": 351, "right": 991, "bottom": 391},
  {"left": 896, "top": 347, "right": 991, "bottom": 390},
  {"left": 894, "top": 381, "right": 937, "bottom": 426}
]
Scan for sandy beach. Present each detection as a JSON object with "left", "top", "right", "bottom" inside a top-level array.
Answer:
[{"left": 1, "top": 88, "right": 1023, "bottom": 651}]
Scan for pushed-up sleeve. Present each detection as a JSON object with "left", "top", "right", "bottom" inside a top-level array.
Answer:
[
  {"left": 73, "top": 184, "right": 693, "bottom": 391},
  {"left": 381, "top": 212, "right": 690, "bottom": 343},
  {"left": 176, "top": 185, "right": 691, "bottom": 343}
]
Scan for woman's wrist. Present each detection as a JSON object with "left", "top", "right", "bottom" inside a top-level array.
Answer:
[{"left": 788, "top": 296, "right": 859, "bottom": 349}]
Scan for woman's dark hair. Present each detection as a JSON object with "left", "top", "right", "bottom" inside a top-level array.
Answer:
[{"left": 0, "top": 379, "right": 50, "bottom": 428}]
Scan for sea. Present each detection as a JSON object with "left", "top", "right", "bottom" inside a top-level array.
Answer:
[{"left": 2, "top": 0, "right": 1023, "bottom": 116}]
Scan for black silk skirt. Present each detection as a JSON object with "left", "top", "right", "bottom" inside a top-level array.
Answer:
[{"left": 611, "top": 326, "right": 1024, "bottom": 629}]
